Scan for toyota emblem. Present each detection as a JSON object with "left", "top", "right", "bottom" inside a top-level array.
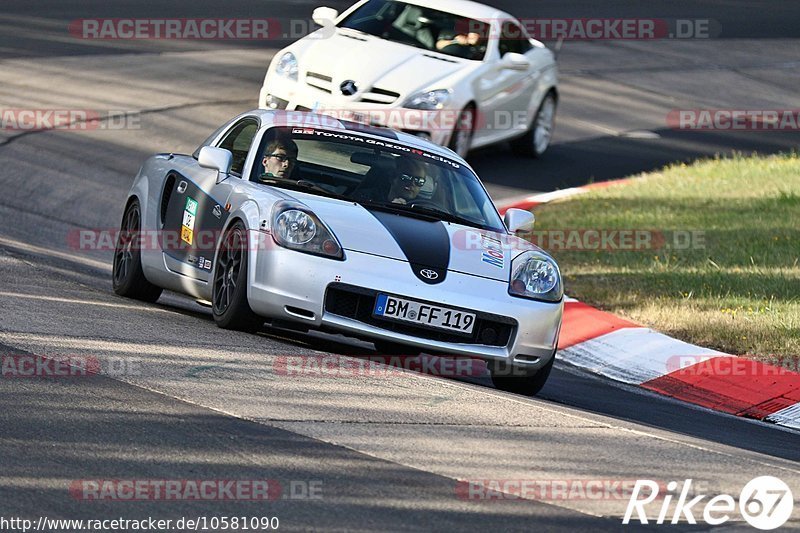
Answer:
[
  {"left": 340, "top": 80, "right": 358, "bottom": 96},
  {"left": 419, "top": 269, "right": 439, "bottom": 280}
]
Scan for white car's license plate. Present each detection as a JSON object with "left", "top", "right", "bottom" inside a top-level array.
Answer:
[{"left": 373, "top": 294, "right": 476, "bottom": 334}]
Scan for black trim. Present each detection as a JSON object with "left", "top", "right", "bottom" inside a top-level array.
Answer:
[
  {"left": 369, "top": 210, "right": 449, "bottom": 284},
  {"left": 325, "top": 283, "right": 516, "bottom": 347}
]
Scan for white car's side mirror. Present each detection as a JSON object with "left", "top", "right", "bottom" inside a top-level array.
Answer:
[
  {"left": 312, "top": 6, "right": 339, "bottom": 27},
  {"left": 501, "top": 52, "right": 531, "bottom": 71},
  {"left": 504, "top": 208, "right": 535, "bottom": 237},
  {"left": 198, "top": 146, "right": 233, "bottom": 182}
]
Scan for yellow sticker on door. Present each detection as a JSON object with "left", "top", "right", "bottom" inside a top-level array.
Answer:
[{"left": 181, "top": 197, "right": 198, "bottom": 245}]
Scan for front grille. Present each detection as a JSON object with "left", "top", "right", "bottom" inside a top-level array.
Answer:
[
  {"left": 306, "top": 71, "right": 333, "bottom": 93},
  {"left": 325, "top": 283, "right": 515, "bottom": 347}
]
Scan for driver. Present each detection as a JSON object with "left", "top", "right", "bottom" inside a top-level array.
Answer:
[
  {"left": 435, "top": 31, "right": 482, "bottom": 59},
  {"left": 388, "top": 158, "right": 428, "bottom": 205},
  {"left": 260, "top": 136, "right": 298, "bottom": 180}
]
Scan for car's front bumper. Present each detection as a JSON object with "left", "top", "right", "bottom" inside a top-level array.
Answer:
[
  {"left": 259, "top": 77, "right": 454, "bottom": 147},
  {"left": 248, "top": 243, "right": 562, "bottom": 369}
]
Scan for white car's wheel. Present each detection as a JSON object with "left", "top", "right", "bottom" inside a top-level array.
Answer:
[
  {"left": 511, "top": 93, "right": 557, "bottom": 158},
  {"left": 448, "top": 106, "right": 475, "bottom": 159}
]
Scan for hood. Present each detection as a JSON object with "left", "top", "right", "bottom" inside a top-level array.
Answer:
[
  {"left": 279, "top": 191, "right": 532, "bottom": 283},
  {"left": 294, "top": 29, "right": 470, "bottom": 100}
]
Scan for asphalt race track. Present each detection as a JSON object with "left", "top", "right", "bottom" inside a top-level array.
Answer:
[{"left": 0, "top": 1, "right": 798, "bottom": 531}]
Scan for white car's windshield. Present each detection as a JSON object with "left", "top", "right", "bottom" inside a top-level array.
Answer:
[
  {"left": 252, "top": 126, "right": 504, "bottom": 231},
  {"left": 338, "top": 0, "right": 489, "bottom": 61}
]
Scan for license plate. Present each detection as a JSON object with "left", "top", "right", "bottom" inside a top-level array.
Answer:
[{"left": 373, "top": 294, "right": 476, "bottom": 334}]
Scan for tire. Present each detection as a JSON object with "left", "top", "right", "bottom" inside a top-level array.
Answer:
[
  {"left": 511, "top": 92, "right": 557, "bottom": 158},
  {"left": 211, "top": 221, "right": 263, "bottom": 332},
  {"left": 448, "top": 105, "right": 475, "bottom": 159},
  {"left": 112, "top": 199, "right": 162, "bottom": 302},
  {"left": 489, "top": 350, "right": 555, "bottom": 396}
]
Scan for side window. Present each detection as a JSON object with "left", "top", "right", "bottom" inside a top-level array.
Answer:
[
  {"left": 498, "top": 21, "right": 531, "bottom": 56},
  {"left": 217, "top": 119, "right": 259, "bottom": 176}
]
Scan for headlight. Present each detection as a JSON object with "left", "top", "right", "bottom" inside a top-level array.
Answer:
[
  {"left": 508, "top": 251, "right": 563, "bottom": 302},
  {"left": 271, "top": 203, "right": 343, "bottom": 260},
  {"left": 403, "top": 89, "right": 451, "bottom": 110},
  {"left": 275, "top": 52, "right": 299, "bottom": 81}
]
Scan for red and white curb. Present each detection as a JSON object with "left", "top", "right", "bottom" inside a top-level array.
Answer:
[{"left": 498, "top": 183, "right": 800, "bottom": 431}]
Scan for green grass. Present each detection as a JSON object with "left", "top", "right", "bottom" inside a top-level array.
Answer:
[{"left": 531, "top": 152, "right": 800, "bottom": 361}]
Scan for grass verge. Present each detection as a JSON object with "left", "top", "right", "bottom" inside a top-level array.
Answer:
[{"left": 530, "top": 152, "right": 799, "bottom": 363}]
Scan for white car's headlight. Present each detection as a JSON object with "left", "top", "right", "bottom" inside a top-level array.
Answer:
[
  {"left": 509, "top": 251, "right": 563, "bottom": 302},
  {"left": 271, "top": 204, "right": 343, "bottom": 260},
  {"left": 275, "top": 52, "right": 299, "bottom": 81},
  {"left": 403, "top": 89, "right": 451, "bottom": 110}
]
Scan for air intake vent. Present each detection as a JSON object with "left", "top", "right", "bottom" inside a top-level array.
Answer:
[
  {"left": 306, "top": 71, "right": 333, "bottom": 93},
  {"left": 160, "top": 174, "right": 176, "bottom": 228},
  {"left": 360, "top": 86, "right": 401, "bottom": 105},
  {"left": 422, "top": 53, "right": 459, "bottom": 63}
]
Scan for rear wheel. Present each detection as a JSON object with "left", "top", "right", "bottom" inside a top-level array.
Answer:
[
  {"left": 511, "top": 92, "right": 556, "bottom": 158},
  {"left": 212, "top": 221, "right": 263, "bottom": 332},
  {"left": 448, "top": 105, "right": 475, "bottom": 159},
  {"left": 112, "top": 199, "right": 162, "bottom": 302},
  {"left": 489, "top": 351, "right": 555, "bottom": 396}
]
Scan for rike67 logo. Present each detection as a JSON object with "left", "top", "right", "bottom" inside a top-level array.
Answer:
[{"left": 623, "top": 477, "right": 794, "bottom": 529}]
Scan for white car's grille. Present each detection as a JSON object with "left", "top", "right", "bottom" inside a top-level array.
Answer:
[{"left": 306, "top": 71, "right": 333, "bottom": 93}]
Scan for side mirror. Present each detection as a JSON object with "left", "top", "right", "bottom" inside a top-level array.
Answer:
[
  {"left": 312, "top": 6, "right": 339, "bottom": 27},
  {"left": 198, "top": 146, "right": 232, "bottom": 182},
  {"left": 504, "top": 208, "right": 535, "bottom": 236},
  {"left": 501, "top": 52, "right": 531, "bottom": 71}
]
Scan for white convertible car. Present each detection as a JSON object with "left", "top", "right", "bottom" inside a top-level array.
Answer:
[
  {"left": 112, "top": 110, "right": 563, "bottom": 395},
  {"left": 259, "top": 0, "right": 558, "bottom": 158}
]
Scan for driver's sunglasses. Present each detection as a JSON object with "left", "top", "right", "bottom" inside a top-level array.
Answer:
[
  {"left": 267, "top": 153, "right": 297, "bottom": 164},
  {"left": 400, "top": 173, "right": 426, "bottom": 187}
]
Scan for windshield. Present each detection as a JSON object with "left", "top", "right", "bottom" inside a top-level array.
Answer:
[
  {"left": 338, "top": 0, "right": 489, "bottom": 61},
  {"left": 252, "top": 126, "right": 505, "bottom": 232}
]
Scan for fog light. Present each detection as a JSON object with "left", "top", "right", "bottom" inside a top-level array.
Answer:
[{"left": 264, "top": 94, "right": 289, "bottom": 110}]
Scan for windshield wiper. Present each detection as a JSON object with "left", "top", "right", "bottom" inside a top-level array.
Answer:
[
  {"left": 261, "top": 178, "right": 349, "bottom": 201},
  {"left": 401, "top": 204, "right": 487, "bottom": 229},
  {"left": 359, "top": 201, "right": 486, "bottom": 229}
]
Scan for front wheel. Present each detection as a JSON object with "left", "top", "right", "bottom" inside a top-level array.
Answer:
[
  {"left": 489, "top": 351, "right": 555, "bottom": 396},
  {"left": 511, "top": 93, "right": 556, "bottom": 158},
  {"left": 212, "top": 221, "right": 263, "bottom": 332},
  {"left": 448, "top": 105, "right": 475, "bottom": 159},
  {"left": 112, "top": 199, "right": 162, "bottom": 302}
]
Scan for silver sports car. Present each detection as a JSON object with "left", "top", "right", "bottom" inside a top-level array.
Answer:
[{"left": 113, "top": 110, "right": 563, "bottom": 395}]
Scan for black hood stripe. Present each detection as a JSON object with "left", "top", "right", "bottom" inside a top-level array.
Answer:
[{"left": 369, "top": 210, "right": 450, "bottom": 284}]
